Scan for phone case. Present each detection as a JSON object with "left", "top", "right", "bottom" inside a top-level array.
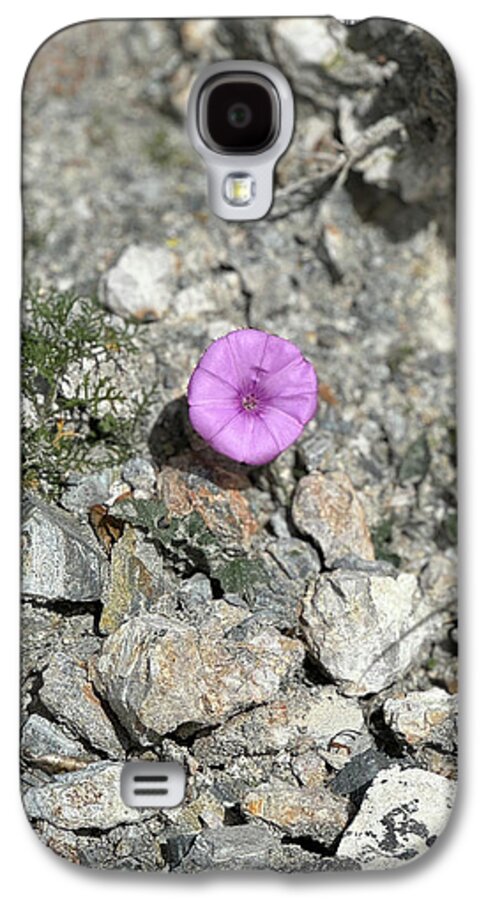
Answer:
[{"left": 21, "top": 17, "right": 457, "bottom": 872}]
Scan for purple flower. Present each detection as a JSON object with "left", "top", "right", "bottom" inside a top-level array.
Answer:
[{"left": 187, "top": 328, "right": 318, "bottom": 465}]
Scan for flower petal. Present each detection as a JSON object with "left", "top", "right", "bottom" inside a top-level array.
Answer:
[
  {"left": 209, "top": 411, "right": 284, "bottom": 466},
  {"left": 258, "top": 405, "right": 305, "bottom": 453},
  {"left": 208, "top": 410, "right": 255, "bottom": 462},
  {"left": 196, "top": 329, "right": 269, "bottom": 391},
  {"left": 259, "top": 333, "right": 301, "bottom": 376},
  {"left": 226, "top": 329, "right": 271, "bottom": 387},
  {"left": 265, "top": 390, "right": 318, "bottom": 425},
  {"left": 194, "top": 334, "right": 242, "bottom": 389},
  {"left": 261, "top": 357, "right": 318, "bottom": 401},
  {"left": 188, "top": 365, "right": 239, "bottom": 405},
  {"left": 187, "top": 328, "right": 318, "bottom": 465},
  {"left": 188, "top": 404, "right": 241, "bottom": 443}
]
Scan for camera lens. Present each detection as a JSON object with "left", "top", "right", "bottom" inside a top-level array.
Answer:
[
  {"left": 227, "top": 102, "right": 252, "bottom": 129},
  {"left": 199, "top": 74, "right": 279, "bottom": 153}
]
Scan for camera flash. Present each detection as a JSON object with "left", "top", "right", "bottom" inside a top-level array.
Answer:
[{"left": 224, "top": 173, "right": 255, "bottom": 206}]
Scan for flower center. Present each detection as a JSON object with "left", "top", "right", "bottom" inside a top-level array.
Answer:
[{"left": 242, "top": 392, "right": 258, "bottom": 411}]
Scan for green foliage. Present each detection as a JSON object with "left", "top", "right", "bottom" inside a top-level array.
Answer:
[
  {"left": 212, "top": 557, "right": 269, "bottom": 596},
  {"left": 371, "top": 517, "right": 401, "bottom": 568},
  {"left": 435, "top": 511, "right": 458, "bottom": 549},
  {"left": 387, "top": 343, "right": 414, "bottom": 375},
  {"left": 145, "top": 128, "right": 191, "bottom": 168},
  {"left": 399, "top": 433, "right": 431, "bottom": 485},
  {"left": 116, "top": 497, "right": 269, "bottom": 596},
  {"left": 22, "top": 286, "right": 152, "bottom": 496},
  {"left": 116, "top": 498, "right": 215, "bottom": 551},
  {"left": 115, "top": 498, "right": 217, "bottom": 573}
]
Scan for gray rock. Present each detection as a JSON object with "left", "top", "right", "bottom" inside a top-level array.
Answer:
[
  {"left": 99, "top": 525, "right": 166, "bottom": 634},
  {"left": 21, "top": 605, "right": 100, "bottom": 683},
  {"left": 383, "top": 688, "right": 457, "bottom": 751},
  {"left": 330, "top": 748, "right": 396, "bottom": 796},
  {"left": 40, "top": 651, "right": 124, "bottom": 757},
  {"left": 242, "top": 780, "right": 351, "bottom": 844},
  {"left": 175, "top": 573, "right": 218, "bottom": 628},
  {"left": 33, "top": 818, "right": 166, "bottom": 869},
  {"left": 193, "top": 684, "right": 369, "bottom": 768},
  {"left": 297, "top": 428, "right": 341, "bottom": 473},
  {"left": 170, "top": 823, "right": 359, "bottom": 872},
  {"left": 253, "top": 536, "right": 321, "bottom": 626},
  {"left": 94, "top": 606, "right": 304, "bottom": 743},
  {"left": 419, "top": 552, "right": 457, "bottom": 608},
  {"left": 24, "top": 762, "right": 148, "bottom": 831},
  {"left": 337, "top": 765, "right": 456, "bottom": 869},
  {"left": 301, "top": 570, "right": 440, "bottom": 695},
  {"left": 22, "top": 496, "right": 106, "bottom": 603},
  {"left": 262, "top": 536, "right": 320, "bottom": 586},
  {"left": 21, "top": 714, "right": 96, "bottom": 772},
  {"left": 99, "top": 244, "right": 177, "bottom": 320},
  {"left": 60, "top": 468, "right": 125, "bottom": 514},
  {"left": 121, "top": 456, "right": 157, "bottom": 496},
  {"left": 292, "top": 471, "right": 375, "bottom": 566},
  {"left": 272, "top": 16, "right": 397, "bottom": 91},
  {"left": 79, "top": 821, "right": 165, "bottom": 869},
  {"left": 168, "top": 826, "right": 259, "bottom": 872}
]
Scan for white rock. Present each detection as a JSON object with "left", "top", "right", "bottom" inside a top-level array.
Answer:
[
  {"left": 273, "top": 18, "right": 346, "bottom": 67},
  {"left": 99, "top": 244, "right": 177, "bottom": 320},
  {"left": 337, "top": 765, "right": 455, "bottom": 869},
  {"left": 301, "top": 570, "right": 440, "bottom": 695}
]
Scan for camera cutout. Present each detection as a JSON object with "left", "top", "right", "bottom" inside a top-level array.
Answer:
[
  {"left": 198, "top": 73, "right": 279, "bottom": 154},
  {"left": 187, "top": 60, "right": 294, "bottom": 221}
]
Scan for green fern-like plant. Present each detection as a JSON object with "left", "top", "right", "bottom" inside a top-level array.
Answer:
[{"left": 21, "top": 286, "right": 153, "bottom": 496}]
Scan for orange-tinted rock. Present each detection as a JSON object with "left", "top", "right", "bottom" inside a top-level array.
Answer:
[
  {"left": 158, "top": 453, "right": 259, "bottom": 550},
  {"left": 292, "top": 470, "right": 374, "bottom": 565}
]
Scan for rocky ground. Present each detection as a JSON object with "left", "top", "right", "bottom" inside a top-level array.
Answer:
[{"left": 21, "top": 18, "right": 457, "bottom": 871}]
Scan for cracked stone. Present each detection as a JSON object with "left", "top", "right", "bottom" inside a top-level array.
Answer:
[
  {"left": 81, "top": 821, "right": 166, "bottom": 869},
  {"left": 93, "top": 606, "right": 304, "bottom": 743},
  {"left": 383, "top": 687, "right": 457, "bottom": 751},
  {"left": 292, "top": 471, "right": 375, "bottom": 566},
  {"left": 40, "top": 651, "right": 124, "bottom": 757},
  {"left": 336, "top": 765, "right": 455, "bottom": 869},
  {"left": 24, "top": 762, "right": 149, "bottom": 831},
  {"left": 242, "top": 780, "right": 351, "bottom": 844},
  {"left": 22, "top": 496, "right": 107, "bottom": 603},
  {"left": 240, "top": 537, "right": 320, "bottom": 629},
  {"left": 20, "top": 605, "right": 100, "bottom": 691},
  {"left": 33, "top": 817, "right": 166, "bottom": 869},
  {"left": 193, "top": 684, "right": 370, "bottom": 769},
  {"left": 169, "top": 822, "right": 359, "bottom": 872},
  {"left": 301, "top": 570, "right": 440, "bottom": 695}
]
